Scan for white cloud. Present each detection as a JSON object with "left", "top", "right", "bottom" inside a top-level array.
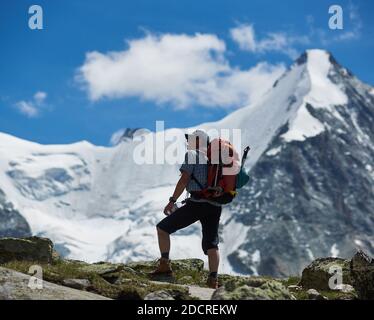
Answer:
[
  {"left": 34, "top": 91, "right": 47, "bottom": 104},
  {"left": 232, "top": 4, "right": 363, "bottom": 58},
  {"left": 14, "top": 91, "right": 47, "bottom": 118},
  {"left": 77, "top": 32, "right": 285, "bottom": 109},
  {"left": 230, "top": 24, "right": 309, "bottom": 59},
  {"left": 15, "top": 101, "right": 38, "bottom": 118},
  {"left": 230, "top": 24, "right": 257, "bottom": 51}
]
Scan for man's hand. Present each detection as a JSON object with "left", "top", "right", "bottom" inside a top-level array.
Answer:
[
  {"left": 163, "top": 202, "right": 174, "bottom": 215},
  {"left": 163, "top": 171, "right": 189, "bottom": 215}
]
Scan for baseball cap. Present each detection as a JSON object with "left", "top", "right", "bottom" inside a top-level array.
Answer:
[{"left": 184, "top": 129, "right": 210, "bottom": 143}]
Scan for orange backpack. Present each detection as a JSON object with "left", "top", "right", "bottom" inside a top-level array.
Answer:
[{"left": 190, "top": 138, "right": 240, "bottom": 204}]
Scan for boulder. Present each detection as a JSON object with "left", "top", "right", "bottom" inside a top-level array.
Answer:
[
  {"left": 211, "top": 277, "right": 293, "bottom": 300},
  {"left": 0, "top": 237, "right": 54, "bottom": 264},
  {"left": 0, "top": 267, "right": 110, "bottom": 300},
  {"left": 334, "top": 284, "right": 355, "bottom": 294},
  {"left": 287, "top": 285, "right": 302, "bottom": 292},
  {"left": 62, "top": 279, "right": 91, "bottom": 290},
  {"left": 300, "top": 257, "right": 352, "bottom": 290},
  {"left": 144, "top": 290, "right": 175, "bottom": 300},
  {"left": 307, "top": 289, "right": 327, "bottom": 300},
  {"left": 350, "top": 250, "right": 374, "bottom": 299}
]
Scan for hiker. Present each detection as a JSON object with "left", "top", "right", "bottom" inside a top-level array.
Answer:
[{"left": 152, "top": 129, "right": 236, "bottom": 289}]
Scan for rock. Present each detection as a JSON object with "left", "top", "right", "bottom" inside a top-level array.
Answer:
[
  {"left": 62, "top": 279, "right": 91, "bottom": 290},
  {"left": 350, "top": 250, "right": 374, "bottom": 299},
  {"left": 334, "top": 284, "right": 355, "bottom": 294},
  {"left": 0, "top": 236, "right": 53, "bottom": 264},
  {"left": 287, "top": 285, "right": 302, "bottom": 292},
  {"left": 144, "top": 290, "right": 175, "bottom": 300},
  {"left": 307, "top": 289, "right": 327, "bottom": 300},
  {"left": 187, "top": 285, "right": 214, "bottom": 300},
  {"left": 172, "top": 259, "right": 204, "bottom": 272},
  {"left": 126, "top": 258, "right": 204, "bottom": 273},
  {"left": 102, "top": 268, "right": 138, "bottom": 284},
  {"left": 300, "top": 257, "right": 352, "bottom": 291},
  {"left": 114, "top": 278, "right": 133, "bottom": 286},
  {"left": 122, "top": 266, "right": 138, "bottom": 275},
  {"left": 78, "top": 262, "right": 125, "bottom": 275},
  {"left": 0, "top": 267, "right": 110, "bottom": 300},
  {"left": 211, "top": 277, "right": 293, "bottom": 300}
]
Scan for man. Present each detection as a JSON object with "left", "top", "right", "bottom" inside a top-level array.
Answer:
[{"left": 152, "top": 129, "right": 222, "bottom": 289}]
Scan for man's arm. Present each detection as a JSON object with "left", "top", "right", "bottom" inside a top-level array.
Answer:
[
  {"left": 164, "top": 150, "right": 194, "bottom": 215},
  {"left": 171, "top": 171, "right": 190, "bottom": 201},
  {"left": 164, "top": 171, "right": 190, "bottom": 215}
]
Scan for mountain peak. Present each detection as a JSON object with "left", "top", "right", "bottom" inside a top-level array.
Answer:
[{"left": 295, "top": 49, "right": 332, "bottom": 66}]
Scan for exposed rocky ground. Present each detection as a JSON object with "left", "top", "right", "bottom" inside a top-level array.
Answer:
[
  {"left": 0, "top": 189, "right": 31, "bottom": 238},
  {"left": 0, "top": 237, "right": 373, "bottom": 300}
]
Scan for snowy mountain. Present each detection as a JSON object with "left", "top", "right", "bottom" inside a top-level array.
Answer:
[
  {"left": 220, "top": 50, "right": 374, "bottom": 276},
  {"left": 1, "top": 49, "right": 373, "bottom": 277}
]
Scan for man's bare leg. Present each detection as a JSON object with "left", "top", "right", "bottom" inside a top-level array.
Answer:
[
  {"left": 157, "top": 227, "right": 170, "bottom": 254},
  {"left": 151, "top": 227, "right": 173, "bottom": 275},
  {"left": 207, "top": 248, "right": 219, "bottom": 273},
  {"left": 206, "top": 248, "right": 219, "bottom": 288}
]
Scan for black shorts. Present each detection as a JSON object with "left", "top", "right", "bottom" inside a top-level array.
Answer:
[{"left": 157, "top": 200, "right": 222, "bottom": 255}]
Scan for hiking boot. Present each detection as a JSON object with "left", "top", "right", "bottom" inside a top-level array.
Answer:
[
  {"left": 206, "top": 276, "right": 218, "bottom": 289},
  {"left": 150, "top": 258, "right": 173, "bottom": 276}
]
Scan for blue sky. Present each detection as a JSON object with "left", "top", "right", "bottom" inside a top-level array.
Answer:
[{"left": 0, "top": 0, "right": 373, "bottom": 146}]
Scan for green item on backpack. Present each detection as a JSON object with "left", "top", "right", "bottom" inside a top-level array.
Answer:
[
  {"left": 236, "top": 146, "right": 250, "bottom": 189},
  {"left": 236, "top": 166, "right": 250, "bottom": 189}
]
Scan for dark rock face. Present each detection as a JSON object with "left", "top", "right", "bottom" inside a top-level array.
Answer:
[
  {"left": 350, "top": 250, "right": 374, "bottom": 299},
  {"left": 227, "top": 53, "right": 374, "bottom": 277},
  {"left": 113, "top": 128, "right": 151, "bottom": 144},
  {"left": 0, "top": 237, "right": 54, "bottom": 264},
  {"left": 300, "top": 257, "right": 352, "bottom": 290},
  {"left": 0, "top": 189, "right": 31, "bottom": 238},
  {"left": 298, "top": 250, "right": 374, "bottom": 299}
]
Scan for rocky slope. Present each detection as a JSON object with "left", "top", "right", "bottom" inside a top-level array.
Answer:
[{"left": 0, "top": 237, "right": 373, "bottom": 300}]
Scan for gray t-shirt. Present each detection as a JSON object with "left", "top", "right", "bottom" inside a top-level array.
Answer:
[
  {"left": 179, "top": 150, "right": 221, "bottom": 207},
  {"left": 179, "top": 150, "right": 208, "bottom": 192}
]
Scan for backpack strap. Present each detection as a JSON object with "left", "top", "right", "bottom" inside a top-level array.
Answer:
[
  {"left": 241, "top": 146, "right": 250, "bottom": 169},
  {"left": 190, "top": 172, "right": 205, "bottom": 190}
]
